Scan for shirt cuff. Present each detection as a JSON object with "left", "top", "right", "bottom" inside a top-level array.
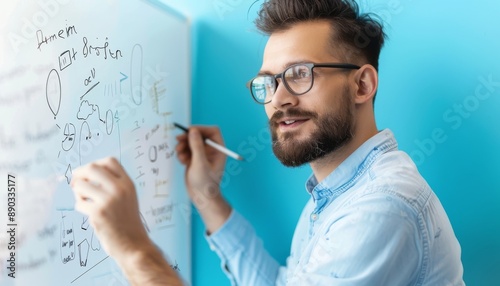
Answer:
[{"left": 205, "top": 209, "right": 252, "bottom": 256}]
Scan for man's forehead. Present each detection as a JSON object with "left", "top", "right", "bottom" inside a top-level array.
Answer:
[{"left": 260, "top": 21, "right": 340, "bottom": 73}]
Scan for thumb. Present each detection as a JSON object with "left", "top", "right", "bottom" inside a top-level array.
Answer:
[{"left": 188, "top": 128, "right": 208, "bottom": 164}]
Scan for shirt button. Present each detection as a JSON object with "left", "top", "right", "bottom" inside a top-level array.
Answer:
[{"left": 310, "top": 214, "right": 318, "bottom": 221}]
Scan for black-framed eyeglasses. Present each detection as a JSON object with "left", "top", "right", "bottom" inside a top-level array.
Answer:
[{"left": 246, "top": 62, "right": 360, "bottom": 104}]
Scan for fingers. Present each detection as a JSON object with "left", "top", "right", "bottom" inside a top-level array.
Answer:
[
  {"left": 92, "top": 157, "right": 126, "bottom": 179},
  {"left": 72, "top": 178, "right": 103, "bottom": 203},
  {"left": 175, "top": 125, "right": 225, "bottom": 165},
  {"left": 175, "top": 133, "right": 190, "bottom": 165},
  {"left": 187, "top": 128, "right": 208, "bottom": 165},
  {"left": 72, "top": 162, "right": 118, "bottom": 195},
  {"left": 190, "top": 126, "right": 224, "bottom": 145},
  {"left": 71, "top": 157, "right": 135, "bottom": 212}
]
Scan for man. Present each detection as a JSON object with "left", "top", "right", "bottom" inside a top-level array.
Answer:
[{"left": 71, "top": 0, "right": 465, "bottom": 285}]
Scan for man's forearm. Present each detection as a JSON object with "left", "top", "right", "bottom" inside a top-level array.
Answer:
[
  {"left": 196, "top": 192, "right": 232, "bottom": 235},
  {"left": 117, "top": 242, "right": 184, "bottom": 286}
]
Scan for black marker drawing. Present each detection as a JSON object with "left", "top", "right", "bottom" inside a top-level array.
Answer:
[
  {"left": 62, "top": 123, "right": 76, "bottom": 151},
  {"left": 70, "top": 256, "right": 109, "bottom": 284},
  {"left": 65, "top": 164, "right": 72, "bottom": 184},
  {"left": 77, "top": 101, "right": 95, "bottom": 120},
  {"left": 60, "top": 213, "right": 76, "bottom": 264},
  {"left": 170, "top": 261, "right": 180, "bottom": 272},
  {"left": 81, "top": 216, "right": 89, "bottom": 231},
  {"left": 90, "top": 230, "right": 101, "bottom": 251},
  {"left": 46, "top": 69, "right": 62, "bottom": 119},
  {"left": 59, "top": 50, "right": 72, "bottom": 71},
  {"left": 115, "top": 111, "right": 122, "bottom": 163},
  {"left": 82, "top": 36, "right": 123, "bottom": 60},
  {"left": 93, "top": 105, "right": 106, "bottom": 124},
  {"left": 78, "top": 239, "right": 90, "bottom": 267},
  {"left": 79, "top": 121, "right": 91, "bottom": 166},
  {"left": 105, "top": 109, "right": 114, "bottom": 135},
  {"left": 130, "top": 44, "right": 143, "bottom": 105},
  {"left": 80, "top": 82, "right": 100, "bottom": 100},
  {"left": 149, "top": 145, "right": 158, "bottom": 163},
  {"left": 81, "top": 68, "right": 99, "bottom": 100}
]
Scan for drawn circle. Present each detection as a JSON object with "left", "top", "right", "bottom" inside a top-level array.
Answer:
[
  {"left": 62, "top": 123, "right": 76, "bottom": 151},
  {"left": 46, "top": 69, "right": 62, "bottom": 119},
  {"left": 130, "top": 44, "right": 143, "bottom": 105},
  {"left": 79, "top": 121, "right": 92, "bottom": 165},
  {"left": 105, "top": 109, "right": 114, "bottom": 135},
  {"left": 149, "top": 146, "right": 158, "bottom": 163}
]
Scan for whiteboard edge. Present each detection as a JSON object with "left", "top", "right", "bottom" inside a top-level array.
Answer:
[{"left": 142, "top": 0, "right": 191, "bottom": 23}]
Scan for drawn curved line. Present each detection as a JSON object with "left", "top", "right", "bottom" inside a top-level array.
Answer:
[
  {"left": 130, "top": 44, "right": 143, "bottom": 105},
  {"left": 105, "top": 109, "right": 114, "bottom": 135},
  {"left": 115, "top": 111, "right": 122, "bottom": 163},
  {"left": 93, "top": 104, "right": 105, "bottom": 123},
  {"left": 77, "top": 100, "right": 95, "bottom": 120},
  {"left": 62, "top": 123, "right": 76, "bottom": 151},
  {"left": 149, "top": 145, "right": 157, "bottom": 163},
  {"left": 91, "top": 230, "right": 101, "bottom": 251},
  {"left": 79, "top": 121, "right": 91, "bottom": 166},
  {"left": 78, "top": 239, "right": 90, "bottom": 267},
  {"left": 46, "top": 69, "right": 62, "bottom": 119}
]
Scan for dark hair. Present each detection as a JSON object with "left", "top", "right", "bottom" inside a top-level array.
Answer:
[{"left": 255, "top": 0, "right": 386, "bottom": 70}]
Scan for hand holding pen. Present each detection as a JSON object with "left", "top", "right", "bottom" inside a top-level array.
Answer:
[
  {"left": 174, "top": 123, "right": 233, "bottom": 232},
  {"left": 174, "top": 123, "right": 244, "bottom": 161}
]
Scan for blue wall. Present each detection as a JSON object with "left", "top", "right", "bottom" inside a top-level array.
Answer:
[{"left": 161, "top": 1, "right": 500, "bottom": 285}]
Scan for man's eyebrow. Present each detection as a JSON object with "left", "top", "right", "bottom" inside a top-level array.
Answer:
[{"left": 258, "top": 60, "right": 312, "bottom": 75}]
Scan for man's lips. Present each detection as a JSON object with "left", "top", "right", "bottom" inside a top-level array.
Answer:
[{"left": 277, "top": 118, "right": 309, "bottom": 129}]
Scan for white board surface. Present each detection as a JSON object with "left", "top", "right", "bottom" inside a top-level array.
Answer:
[{"left": 0, "top": 1, "right": 191, "bottom": 285}]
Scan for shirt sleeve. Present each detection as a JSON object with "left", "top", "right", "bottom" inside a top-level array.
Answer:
[{"left": 205, "top": 210, "right": 285, "bottom": 286}]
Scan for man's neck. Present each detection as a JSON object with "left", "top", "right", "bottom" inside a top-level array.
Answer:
[{"left": 310, "top": 125, "right": 378, "bottom": 183}]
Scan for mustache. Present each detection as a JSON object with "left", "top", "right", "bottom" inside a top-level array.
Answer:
[{"left": 269, "top": 108, "right": 318, "bottom": 126}]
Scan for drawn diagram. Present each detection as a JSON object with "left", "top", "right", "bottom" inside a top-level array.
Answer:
[
  {"left": 77, "top": 101, "right": 95, "bottom": 120},
  {"left": 81, "top": 216, "right": 90, "bottom": 231},
  {"left": 46, "top": 69, "right": 62, "bottom": 119},
  {"left": 65, "top": 164, "right": 72, "bottom": 184},
  {"left": 105, "top": 109, "right": 114, "bottom": 135},
  {"left": 62, "top": 123, "right": 76, "bottom": 151},
  {"left": 78, "top": 239, "right": 90, "bottom": 267},
  {"left": 59, "top": 50, "right": 76, "bottom": 71},
  {"left": 90, "top": 230, "right": 101, "bottom": 251},
  {"left": 78, "top": 121, "right": 93, "bottom": 165},
  {"left": 130, "top": 44, "right": 143, "bottom": 105},
  {"left": 60, "top": 213, "right": 76, "bottom": 264},
  {"left": 1, "top": 2, "right": 192, "bottom": 284}
]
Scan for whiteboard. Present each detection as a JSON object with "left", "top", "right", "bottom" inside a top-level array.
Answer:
[{"left": 0, "top": 0, "right": 191, "bottom": 285}]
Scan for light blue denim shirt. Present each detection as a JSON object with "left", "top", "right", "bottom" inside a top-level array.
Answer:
[{"left": 207, "top": 129, "right": 465, "bottom": 286}]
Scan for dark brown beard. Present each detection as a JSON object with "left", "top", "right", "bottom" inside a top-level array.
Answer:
[{"left": 269, "top": 87, "right": 354, "bottom": 167}]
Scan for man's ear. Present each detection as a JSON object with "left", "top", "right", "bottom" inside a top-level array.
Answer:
[{"left": 353, "top": 64, "right": 378, "bottom": 104}]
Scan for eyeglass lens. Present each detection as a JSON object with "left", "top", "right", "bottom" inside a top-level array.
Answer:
[{"left": 251, "top": 64, "right": 313, "bottom": 104}]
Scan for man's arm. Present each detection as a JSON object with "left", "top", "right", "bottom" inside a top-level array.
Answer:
[
  {"left": 177, "top": 127, "right": 282, "bottom": 285},
  {"left": 71, "top": 157, "right": 183, "bottom": 286},
  {"left": 174, "top": 127, "right": 232, "bottom": 234},
  {"left": 70, "top": 126, "right": 232, "bottom": 285}
]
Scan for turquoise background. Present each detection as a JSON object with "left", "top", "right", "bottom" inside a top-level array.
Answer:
[{"left": 160, "top": 0, "right": 500, "bottom": 285}]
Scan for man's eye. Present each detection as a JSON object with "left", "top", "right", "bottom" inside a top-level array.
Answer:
[{"left": 293, "top": 67, "right": 310, "bottom": 78}]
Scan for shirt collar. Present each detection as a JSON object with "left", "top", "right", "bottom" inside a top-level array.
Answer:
[{"left": 305, "top": 129, "right": 398, "bottom": 201}]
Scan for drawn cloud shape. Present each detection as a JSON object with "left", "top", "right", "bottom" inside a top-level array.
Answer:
[{"left": 77, "top": 100, "right": 95, "bottom": 120}]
